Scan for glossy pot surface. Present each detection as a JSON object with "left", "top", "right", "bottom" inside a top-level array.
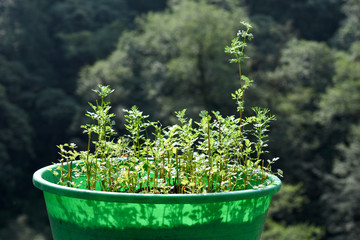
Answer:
[{"left": 33, "top": 163, "right": 281, "bottom": 240}]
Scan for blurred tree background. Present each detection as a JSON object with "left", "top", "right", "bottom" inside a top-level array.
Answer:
[{"left": 0, "top": 0, "right": 359, "bottom": 239}]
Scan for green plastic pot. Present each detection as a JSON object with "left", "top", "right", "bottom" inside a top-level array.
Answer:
[{"left": 33, "top": 163, "right": 281, "bottom": 240}]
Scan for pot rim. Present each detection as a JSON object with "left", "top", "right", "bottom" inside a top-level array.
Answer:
[{"left": 33, "top": 163, "right": 281, "bottom": 204}]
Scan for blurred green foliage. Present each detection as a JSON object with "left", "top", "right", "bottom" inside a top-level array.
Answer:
[
  {"left": 263, "top": 184, "right": 324, "bottom": 240},
  {"left": 317, "top": 41, "right": 360, "bottom": 240},
  {"left": 245, "top": 0, "right": 343, "bottom": 41},
  {"left": 0, "top": 0, "right": 359, "bottom": 239},
  {"left": 77, "top": 0, "right": 246, "bottom": 124},
  {"left": 319, "top": 124, "right": 360, "bottom": 240},
  {"left": 332, "top": 0, "right": 360, "bottom": 49}
]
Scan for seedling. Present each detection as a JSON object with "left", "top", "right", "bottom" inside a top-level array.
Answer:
[{"left": 54, "top": 22, "right": 281, "bottom": 194}]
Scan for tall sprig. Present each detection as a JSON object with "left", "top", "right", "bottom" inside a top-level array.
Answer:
[{"left": 225, "top": 21, "right": 254, "bottom": 129}]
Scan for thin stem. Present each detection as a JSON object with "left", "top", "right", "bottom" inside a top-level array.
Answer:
[
  {"left": 60, "top": 159, "right": 64, "bottom": 186},
  {"left": 207, "top": 117, "right": 212, "bottom": 192},
  {"left": 146, "top": 147, "right": 150, "bottom": 193},
  {"left": 176, "top": 149, "right": 179, "bottom": 192},
  {"left": 86, "top": 130, "right": 92, "bottom": 190},
  {"left": 238, "top": 61, "right": 244, "bottom": 129}
]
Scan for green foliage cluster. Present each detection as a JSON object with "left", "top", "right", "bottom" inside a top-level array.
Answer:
[
  {"left": 262, "top": 184, "right": 324, "bottom": 240},
  {"left": 332, "top": 0, "right": 360, "bottom": 49},
  {"left": 316, "top": 41, "right": 360, "bottom": 240},
  {"left": 55, "top": 25, "right": 281, "bottom": 194},
  {"left": 77, "top": 0, "right": 244, "bottom": 121},
  {"left": 0, "top": 0, "right": 163, "bottom": 232},
  {"left": 1, "top": 0, "right": 359, "bottom": 239}
]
